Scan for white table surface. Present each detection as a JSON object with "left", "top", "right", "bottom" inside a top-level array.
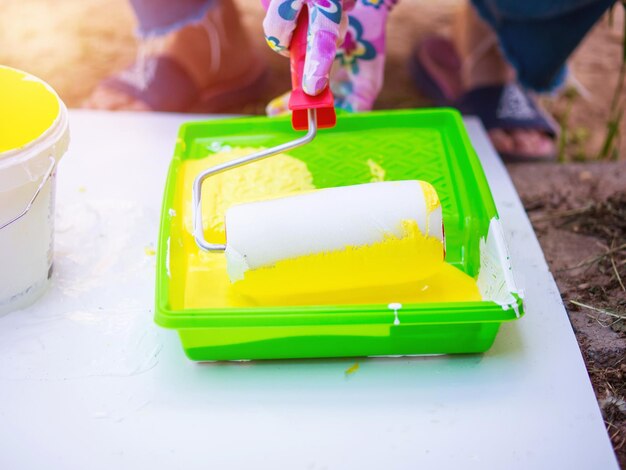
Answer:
[{"left": 0, "top": 110, "right": 618, "bottom": 470}]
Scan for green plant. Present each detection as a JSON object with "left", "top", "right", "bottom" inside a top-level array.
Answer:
[
  {"left": 598, "top": 0, "right": 626, "bottom": 160},
  {"left": 556, "top": 87, "right": 581, "bottom": 162}
]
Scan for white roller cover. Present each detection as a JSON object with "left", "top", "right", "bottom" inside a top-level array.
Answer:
[{"left": 224, "top": 180, "right": 443, "bottom": 282}]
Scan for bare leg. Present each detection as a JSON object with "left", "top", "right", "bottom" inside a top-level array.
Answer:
[
  {"left": 83, "top": 0, "right": 261, "bottom": 111},
  {"left": 452, "top": 2, "right": 555, "bottom": 158}
]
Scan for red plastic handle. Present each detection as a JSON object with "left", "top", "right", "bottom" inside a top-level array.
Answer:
[{"left": 288, "top": 6, "right": 336, "bottom": 131}]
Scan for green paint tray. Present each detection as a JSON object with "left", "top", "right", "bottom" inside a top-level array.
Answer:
[{"left": 154, "top": 108, "right": 523, "bottom": 361}]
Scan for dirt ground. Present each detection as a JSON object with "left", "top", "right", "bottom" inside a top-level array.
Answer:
[
  {"left": 1, "top": 0, "right": 625, "bottom": 465},
  {"left": 509, "top": 162, "right": 626, "bottom": 467}
]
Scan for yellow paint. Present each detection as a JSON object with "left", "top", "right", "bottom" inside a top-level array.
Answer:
[
  {"left": 232, "top": 219, "right": 445, "bottom": 300},
  {"left": 419, "top": 180, "right": 441, "bottom": 212},
  {"left": 0, "top": 67, "right": 60, "bottom": 154},
  {"left": 345, "top": 363, "right": 360, "bottom": 375},
  {"left": 144, "top": 246, "right": 156, "bottom": 256},
  {"left": 367, "top": 159, "right": 386, "bottom": 182},
  {"left": 182, "top": 147, "right": 315, "bottom": 244},
  {"left": 172, "top": 147, "right": 481, "bottom": 309}
]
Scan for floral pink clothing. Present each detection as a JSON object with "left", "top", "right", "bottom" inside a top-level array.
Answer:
[{"left": 263, "top": 0, "right": 396, "bottom": 112}]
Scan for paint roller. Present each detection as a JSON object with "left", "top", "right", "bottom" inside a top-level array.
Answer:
[{"left": 192, "top": 8, "right": 445, "bottom": 297}]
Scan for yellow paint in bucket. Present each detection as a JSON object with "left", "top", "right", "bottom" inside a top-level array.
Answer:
[
  {"left": 0, "top": 66, "right": 69, "bottom": 315},
  {"left": 0, "top": 68, "right": 60, "bottom": 153}
]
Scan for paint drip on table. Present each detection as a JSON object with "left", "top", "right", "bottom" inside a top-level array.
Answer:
[{"left": 172, "top": 147, "right": 481, "bottom": 308}]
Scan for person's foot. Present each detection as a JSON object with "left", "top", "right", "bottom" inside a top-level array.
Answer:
[
  {"left": 83, "top": 0, "right": 263, "bottom": 111},
  {"left": 452, "top": 2, "right": 556, "bottom": 159},
  {"left": 488, "top": 128, "right": 556, "bottom": 159}
]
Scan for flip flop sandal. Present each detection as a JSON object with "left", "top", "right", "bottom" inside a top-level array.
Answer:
[
  {"left": 101, "top": 55, "right": 267, "bottom": 113},
  {"left": 456, "top": 84, "right": 559, "bottom": 162},
  {"left": 410, "top": 35, "right": 559, "bottom": 162}
]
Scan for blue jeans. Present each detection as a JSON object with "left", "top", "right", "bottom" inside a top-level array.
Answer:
[
  {"left": 130, "top": 0, "right": 215, "bottom": 37},
  {"left": 472, "top": 0, "right": 615, "bottom": 91}
]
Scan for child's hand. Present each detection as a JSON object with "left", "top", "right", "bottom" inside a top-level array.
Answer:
[
  {"left": 262, "top": 0, "right": 356, "bottom": 95},
  {"left": 266, "top": 0, "right": 395, "bottom": 114}
]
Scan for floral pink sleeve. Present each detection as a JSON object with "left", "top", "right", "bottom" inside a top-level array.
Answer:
[
  {"left": 263, "top": 0, "right": 350, "bottom": 95},
  {"left": 332, "top": 0, "right": 395, "bottom": 111},
  {"left": 263, "top": 0, "right": 396, "bottom": 113}
]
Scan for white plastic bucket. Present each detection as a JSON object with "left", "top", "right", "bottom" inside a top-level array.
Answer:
[{"left": 0, "top": 66, "right": 69, "bottom": 315}]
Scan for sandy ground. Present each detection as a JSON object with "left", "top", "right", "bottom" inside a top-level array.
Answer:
[
  {"left": 1, "top": 0, "right": 625, "bottom": 465},
  {"left": 1, "top": 0, "right": 625, "bottom": 160}
]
